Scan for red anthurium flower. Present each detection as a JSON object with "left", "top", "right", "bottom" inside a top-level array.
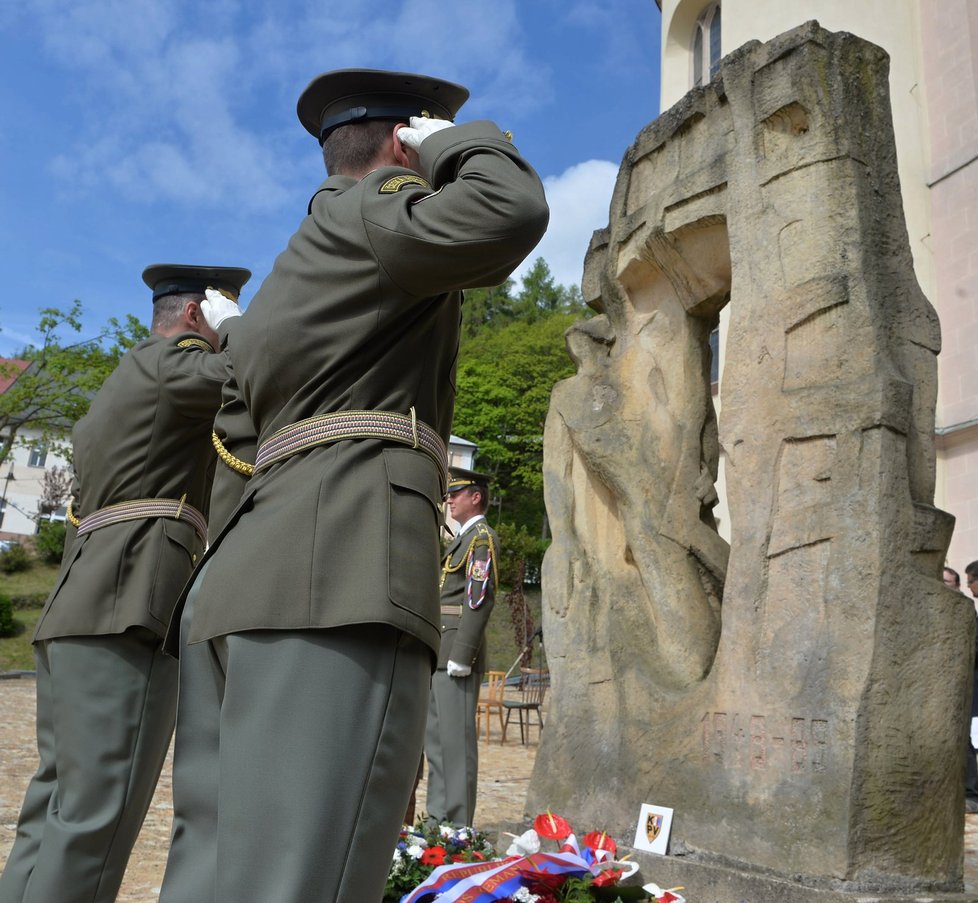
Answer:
[
  {"left": 533, "top": 811, "right": 572, "bottom": 840},
  {"left": 420, "top": 846, "right": 447, "bottom": 866},
  {"left": 583, "top": 831, "right": 617, "bottom": 856},
  {"left": 591, "top": 868, "right": 623, "bottom": 886},
  {"left": 472, "top": 851, "right": 486, "bottom": 861}
]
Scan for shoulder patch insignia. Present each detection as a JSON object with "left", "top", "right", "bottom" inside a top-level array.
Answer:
[
  {"left": 176, "top": 337, "right": 215, "bottom": 352},
  {"left": 379, "top": 174, "right": 432, "bottom": 194}
]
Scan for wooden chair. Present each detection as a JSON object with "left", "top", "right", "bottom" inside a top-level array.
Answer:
[
  {"left": 501, "top": 667, "right": 549, "bottom": 745},
  {"left": 476, "top": 670, "right": 506, "bottom": 743}
]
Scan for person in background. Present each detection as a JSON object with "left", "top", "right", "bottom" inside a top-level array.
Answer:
[
  {"left": 963, "top": 561, "right": 978, "bottom": 813},
  {"left": 426, "top": 468, "right": 500, "bottom": 827},
  {"left": 0, "top": 264, "right": 248, "bottom": 903}
]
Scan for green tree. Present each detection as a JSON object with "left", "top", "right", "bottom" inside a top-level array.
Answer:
[
  {"left": 508, "top": 258, "right": 586, "bottom": 323},
  {"left": 460, "top": 280, "right": 516, "bottom": 337},
  {"left": 454, "top": 261, "right": 589, "bottom": 541},
  {"left": 0, "top": 301, "right": 148, "bottom": 465}
]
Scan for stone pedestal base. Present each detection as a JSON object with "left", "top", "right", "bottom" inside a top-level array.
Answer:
[{"left": 627, "top": 850, "right": 978, "bottom": 903}]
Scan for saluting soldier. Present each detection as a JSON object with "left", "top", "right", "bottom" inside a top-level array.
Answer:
[
  {"left": 161, "top": 68, "right": 548, "bottom": 902},
  {"left": 159, "top": 364, "right": 256, "bottom": 903},
  {"left": 426, "top": 468, "right": 500, "bottom": 827},
  {"left": 0, "top": 264, "right": 249, "bottom": 903}
]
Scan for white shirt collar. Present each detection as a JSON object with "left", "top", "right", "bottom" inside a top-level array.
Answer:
[{"left": 456, "top": 514, "right": 486, "bottom": 537}]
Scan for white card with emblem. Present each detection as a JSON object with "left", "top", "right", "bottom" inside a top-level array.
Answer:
[{"left": 632, "top": 803, "right": 674, "bottom": 855}]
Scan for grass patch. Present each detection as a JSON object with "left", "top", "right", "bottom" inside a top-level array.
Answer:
[
  {"left": 0, "top": 607, "right": 41, "bottom": 671},
  {"left": 0, "top": 563, "right": 60, "bottom": 602},
  {"left": 0, "top": 565, "right": 55, "bottom": 672}
]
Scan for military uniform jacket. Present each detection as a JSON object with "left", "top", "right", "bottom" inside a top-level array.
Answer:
[
  {"left": 207, "top": 360, "right": 257, "bottom": 541},
  {"left": 437, "top": 517, "right": 499, "bottom": 672},
  {"left": 34, "top": 332, "right": 230, "bottom": 642},
  {"left": 188, "top": 120, "right": 548, "bottom": 655}
]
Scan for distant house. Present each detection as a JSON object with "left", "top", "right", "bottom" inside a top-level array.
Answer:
[
  {"left": 0, "top": 359, "right": 71, "bottom": 541},
  {"left": 448, "top": 434, "right": 477, "bottom": 472}
]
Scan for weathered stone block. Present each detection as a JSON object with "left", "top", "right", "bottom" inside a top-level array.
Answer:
[{"left": 533, "top": 21, "right": 973, "bottom": 899}]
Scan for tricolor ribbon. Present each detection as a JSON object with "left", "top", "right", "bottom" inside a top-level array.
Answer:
[
  {"left": 399, "top": 849, "right": 636, "bottom": 903},
  {"left": 466, "top": 554, "right": 492, "bottom": 610}
]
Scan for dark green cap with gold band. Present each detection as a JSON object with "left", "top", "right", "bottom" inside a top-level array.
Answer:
[
  {"left": 141, "top": 264, "right": 252, "bottom": 303},
  {"left": 296, "top": 68, "right": 469, "bottom": 144},
  {"left": 446, "top": 467, "right": 490, "bottom": 495}
]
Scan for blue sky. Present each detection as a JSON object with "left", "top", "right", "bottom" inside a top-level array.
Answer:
[{"left": 0, "top": 0, "right": 661, "bottom": 355}]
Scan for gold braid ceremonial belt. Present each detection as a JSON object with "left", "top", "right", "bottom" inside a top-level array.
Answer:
[
  {"left": 75, "top": 497, "right": 207, "bottom": 544},
  {"left": 254, "top": 409, "right": 448, "bottom": 485}
]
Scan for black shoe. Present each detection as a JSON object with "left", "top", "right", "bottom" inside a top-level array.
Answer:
[{"left": 965, "top": 797, "right": 978, "bottom": 814}]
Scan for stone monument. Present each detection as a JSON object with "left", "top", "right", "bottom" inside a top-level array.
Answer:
[{"left": 532, "top": 21, "right": 975, "bottom": 900}]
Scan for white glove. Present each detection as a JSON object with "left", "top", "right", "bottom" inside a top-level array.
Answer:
[
  {"left": 397, "top": 116, "right": 454, "bottom": 151},
  {"left": 201, "top": 288, "right": 242, "bottom": 330},
  {"left": 446, "top": 660, "right": 472, "bottom": 678}
]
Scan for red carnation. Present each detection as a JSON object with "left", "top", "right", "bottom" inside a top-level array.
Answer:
[
  {"left": 420, "top": 846, "right": 447, "bottom": 866},
  {"left": 533, "top": 811, "right": 572, "bottom": 840}
]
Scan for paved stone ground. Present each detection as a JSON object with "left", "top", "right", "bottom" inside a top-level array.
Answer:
[
  {"left": 0, "top": 677, "right": 976, "bottom": 900},
  {"left": 0, "top": 678, "right": 538, "bottom": 901}
]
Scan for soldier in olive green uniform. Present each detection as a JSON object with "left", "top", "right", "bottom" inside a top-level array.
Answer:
[
  {"left": 163, "top": 69, "right": 548, "bottom": 903},
  {"left": 426, "top": 468, "right": 500, "bottom": 827},
  {"left": 158, "top": 363, "right": 255, "bottom": 903},
  {"left": 0, "top": 265, "right": 249, "bottom": 903}
]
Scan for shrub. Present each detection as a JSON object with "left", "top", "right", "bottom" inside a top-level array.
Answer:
[
  {"left": 494, "top": 521, "right": 549, "bottom": 586},
  {"left": 0, "top": 543, "right": 32, "bottom": 574},
  {"left": 0, "top": 593, "right": 15, "bottom": 637},
  {"left": 35, "top": 521, "right": 67, "bottom": 565}
]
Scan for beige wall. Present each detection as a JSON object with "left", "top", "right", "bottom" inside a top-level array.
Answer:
[
  {"left": 657, "top": 0, "right": 978, "bottom": 568},
  {"left": 926, "top": 1, "right": 978, "bottom": 569}
]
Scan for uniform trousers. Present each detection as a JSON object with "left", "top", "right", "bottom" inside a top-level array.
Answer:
[
  {"left": 158, "top": 564, "right": 221, "bottom": 903},
  {"left": 425, "top": 669, "right": 481, "bottom": 826},
  {"left": 159, "top": 622, "right": 430, "bottom": 903},
  {"left": 0, "top": 629, "right": 177, "bottom": 903}
]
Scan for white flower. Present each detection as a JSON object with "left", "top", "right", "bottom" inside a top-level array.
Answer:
[
  {"left": 504, "top": 829, "right": 541, "bottom": 857},
  {"left": 439, "top": 825, "right": 455, "bottom": 839},
  {"left": 407, "top": 844, "right": 424, "bottom": 859},
  {"left": 512, "top": 889, "right": 540, "bottom": 902}
]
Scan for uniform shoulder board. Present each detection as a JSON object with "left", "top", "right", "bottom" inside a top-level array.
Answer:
[
  {"left": 379, "top": 174, "right": 432, "bottom": 194},
  {"left": 473, "top": 524, "right": 497, "bottom": 558},
  {"left": 176, "top": 337, "right": 215, "bottom": 353}
]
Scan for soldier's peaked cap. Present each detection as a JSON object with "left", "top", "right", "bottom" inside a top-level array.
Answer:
[
  {"left": 297, "top": 68, "right": 469, "bottom": 144},
  {"left": 142, "top": 264, "right": 252, "bottom": 303},
  {"left": 447, "top": 468, "right": 490, "bottom": 495}
]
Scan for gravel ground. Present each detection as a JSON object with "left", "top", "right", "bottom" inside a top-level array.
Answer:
[
  {"left": 0, "top": 677, "right": 538, "bottom": 902},
  {"left": 1, "top": 676, "right": 976, "bottom": 900}
]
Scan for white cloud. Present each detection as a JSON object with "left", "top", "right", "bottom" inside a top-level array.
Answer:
[
  {"left": 512, "top": 159, "right": 619, "bottom": 291},
  {"left": 26, "top": 0, "right": 551, "bottom": 213}
]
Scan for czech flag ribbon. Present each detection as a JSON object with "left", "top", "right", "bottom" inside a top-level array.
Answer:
[{"left": 399, "top": 851, "right": 591, "bottom": 903}]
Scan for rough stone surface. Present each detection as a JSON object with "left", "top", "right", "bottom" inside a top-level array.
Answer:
[{"left": 531, "top": 21, "right": 973, "bottom": 898}]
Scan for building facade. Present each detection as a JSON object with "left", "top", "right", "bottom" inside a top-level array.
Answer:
[{"left": 655, "top": 0, "right": 978, "bottom": 569}]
